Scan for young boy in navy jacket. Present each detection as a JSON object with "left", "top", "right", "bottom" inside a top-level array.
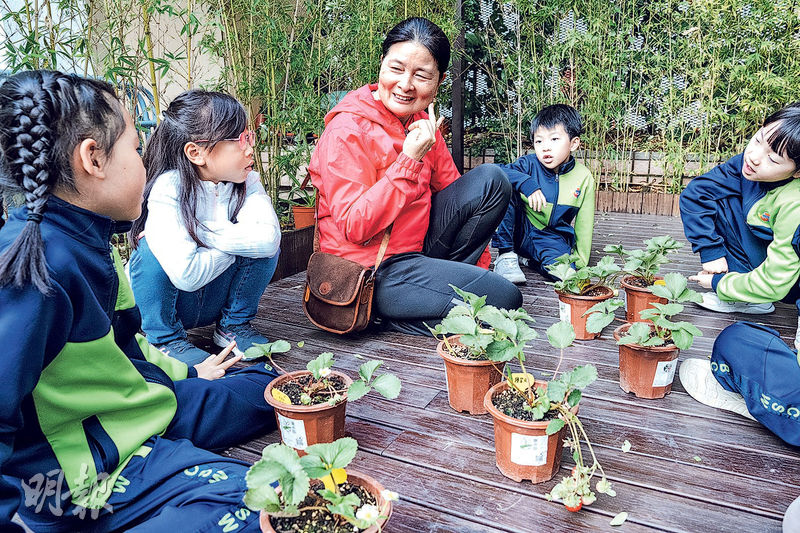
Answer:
[{"left": 492, "top": 104, "right": 595, "bottom": 283}]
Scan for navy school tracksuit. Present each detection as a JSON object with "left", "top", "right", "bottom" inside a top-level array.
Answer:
[
  {"left": 492, "top": 155, "right": 596, "bottom": 280},
  {"left": 0, "top": 197, "right": 276, "bottom": 532},
  {"left": 680, "top": 154, "right": 800, "bottom": 446}
]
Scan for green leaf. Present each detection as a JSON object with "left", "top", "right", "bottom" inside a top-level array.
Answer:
[
  {"left": 440, "top": 315, "right": 478, "bottom": 336},
  {"left": 621, "top": 440, "right": 631, "bottom": 453},
  {"left": 567, "top": 388, "right": 582, "bottom": 407},
  {"left": 478, "top": 306, "right": 517, "bottom": 339},
  {"left": 305, "top": 437, "right": 358, "bottom": 470},
  {"left": 358, "top": 360, "right": 382, "bottom": 383},
  {"left": 664, "top": 272, "right": 688, "bottom": 299},
  {"left": 246, "top": 458, "right": 284, "bottom": 490},
  {"left": 545, "top": 418, "right": 565, "bottom": 435},
  {"left": 298, "top": 454, "right": 329, "bottom": 479},
  {"left": 610, "top": 511, "right": 628, "bottom": 526},
  {"left": 307, "top": 352, "right": 334, "bottom": 379},
  {"left": 485, "top": 339, "right": 519, "bottom": 362},
  {"left": 585, "top": 311, "right": 615, "bottom": 334},
  {"left": 297, "top": 341, "right": 305, "bottom": 348},
  {"left": 546, "top": 321, "right": 575, "bottom": 349},
  {"left": 243, "top": 346, "right": 266, "bottom": 361},
  {"left": 346, "top": 380, "right": 370, "bottom": 401},
  {"left": 671, "top": 328, "right": 693, "bottom": 350},
  {"left": 693, "top": 456, "right": 702, "bottom": 462},
  {"left": 546, "top": 380, "right": 567, "bottom": 403},
  {"left": 371, "top": 373, "right": 401, "bottom": 399},
  {"left": 567, "top": 365, "right": 598, "bottom": 389},
  {"left": 243, "top": 484, "right": 282, "bottom": 512}
]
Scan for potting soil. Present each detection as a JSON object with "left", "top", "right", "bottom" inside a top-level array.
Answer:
[
  {"left": 492, "top": 389, "right": 560, "bottom": 422},
  {"left": 269, "top": 481, "right": 378, "bottom": 533},
  {"left": 277, "top": 375, "right": 348, "bottom": 405}
]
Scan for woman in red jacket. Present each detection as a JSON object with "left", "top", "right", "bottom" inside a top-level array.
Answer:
[{"left": 309, "top": 17, "right": 522, "bottom": 335}]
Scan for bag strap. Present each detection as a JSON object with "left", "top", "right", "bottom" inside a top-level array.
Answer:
[{"left": 312, "top": 188, "right": 392, "bottom": 269}]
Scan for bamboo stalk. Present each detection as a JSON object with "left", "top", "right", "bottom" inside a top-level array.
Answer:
[{"left": 140, "top": 0, "right": 161, "bottom": 121}]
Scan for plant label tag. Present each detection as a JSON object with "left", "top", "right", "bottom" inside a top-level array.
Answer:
[
  {"left": 510, "top": 432, "right": 548, "bottom": 466},
  {"left": 271, "top": 388, "right": 292, "bottom": 405},
  {"left": 652, "top": 360, "right": 677, "bottom": 387},
  {"left": 277, "top": 413, "right": 308, "bottom": 450},
  {"left": 559, "top": 300, "right": 572, "bottom": 324},
  {"left": 511, "top": 372, "right": 536, "bottom": 391}
]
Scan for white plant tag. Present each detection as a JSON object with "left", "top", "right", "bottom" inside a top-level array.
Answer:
[
  {"left": 652, "top": 360, "right": 677, "bottom": 387},
  {"left": 277, "top": 413, "right": 308, "bottom": 450},
  {"left": 559, "top": 300, "right": 572, "bottom": 324},
  {"left": 510, "top": 432, "right": 548, "bottom": 466}
]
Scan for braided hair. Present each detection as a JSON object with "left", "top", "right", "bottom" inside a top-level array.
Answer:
[{"left": 0, "top": 70, "right": 125, "bottom": 294}]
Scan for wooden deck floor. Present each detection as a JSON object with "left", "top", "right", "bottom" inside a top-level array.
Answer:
[{"left": 190, "top": 212, "right": 800, "bottom": 533}]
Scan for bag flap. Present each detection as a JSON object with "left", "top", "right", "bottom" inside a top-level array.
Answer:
[{"left": 306, "top": 252, "right": 371, "bottom": 306}]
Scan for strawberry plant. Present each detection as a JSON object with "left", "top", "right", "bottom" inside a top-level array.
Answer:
[
  {"left": 604, "top": 235, "right": 684, "bottom": 285},
  {"left": 547, "top": 254, "right": 621, "bottom": 296}
]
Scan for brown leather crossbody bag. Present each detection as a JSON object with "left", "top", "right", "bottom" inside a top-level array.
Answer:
[{"left": 302, "top": 192, "right": 391, "bottom": 334}]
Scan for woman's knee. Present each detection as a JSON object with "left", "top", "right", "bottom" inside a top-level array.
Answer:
[{"left": 487, "top": 273, "right": 523, "bottom": 309}]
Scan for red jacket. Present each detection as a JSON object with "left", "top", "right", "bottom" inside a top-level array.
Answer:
[{"left": 309, "top": 84, "right": 490, "bottom": 268}]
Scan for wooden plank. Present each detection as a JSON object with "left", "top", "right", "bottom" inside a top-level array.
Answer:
[
  {"left": 383, "top": 431, "right": 788, "bottom": 526},
  {"left": 626, "top": 192, "right": 644, "bottom": 214},
  {"left": 641, "top": 193, "right": 660, "bottom": 215},
  {"left": 611, "top": 191, "right": 628, "bottom": 212},
  {"left": 596, "top": 190, "right": 613, "bottom": 212}
]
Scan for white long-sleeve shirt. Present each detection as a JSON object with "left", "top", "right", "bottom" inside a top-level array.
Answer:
[{"left": 144, "top": 170, "right": 281, "bottom": 292}]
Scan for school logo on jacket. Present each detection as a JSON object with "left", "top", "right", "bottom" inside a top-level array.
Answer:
[
  {"left": 573, "top": 187, "right": 581, "bottom": 198},
  {"left": 760, "top": 211, "right": 771, "bottom": 222}
]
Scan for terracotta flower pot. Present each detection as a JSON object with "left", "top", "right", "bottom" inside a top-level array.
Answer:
[
  {"left": 613, "top": 323, "right": 680, "bottom": 399},
  {"left": 437, "top": 336, "right": 505, "bottom": 415},
  {"left": 483, "top": 380, "right": 571, "bottom": 483},
  {"left": 556, "top": 286, "right": 614, "bottom": 340},
  {"left": 259, "top": 469, "right": 392, "bottom": 533},
  {"left": 264, "top": 370, "right": 353, "bottom": 454},
  {"left": 292, "top": 205, "right": 315, "bottom": 230},
  {"left": 621, "top": 275, "right": 667, "bottom": 323}
]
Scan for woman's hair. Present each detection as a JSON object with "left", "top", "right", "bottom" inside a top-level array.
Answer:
[
  {"left": 130, "top": 90, "right": 248, "bottom": 249},
  {"left": 0, "top": 70, "right": 125, "bottom": 294},
  {"left": 381, "top": 17, "right": 450, "bottom": 80},
  {"left": 763, "top": 102, "right": 800, "bottom": 169}
]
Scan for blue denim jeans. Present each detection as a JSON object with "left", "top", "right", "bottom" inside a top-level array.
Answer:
[{"left": 129, "top": 237, "right": 279, "bottom": 345}]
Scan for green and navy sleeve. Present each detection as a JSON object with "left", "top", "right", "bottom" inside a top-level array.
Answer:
[
  {"left": 0, "top": 282, "right": 71, "bottom": 532},
  {"left": 679, "top": 155, "right": 744, "bottom": 263},
  {"left": 573, "top": 170, "right": 596, "bottom": 268},
  {"left": 500, "top": 154, "right": 542, "bottom": 198},
  {"left": 713, "top": 200, "right": 800, "bottom": 303}
]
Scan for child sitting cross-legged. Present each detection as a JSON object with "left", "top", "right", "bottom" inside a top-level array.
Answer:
[{"left": 492, "top": 104, "right": 595, "bottom": 284}]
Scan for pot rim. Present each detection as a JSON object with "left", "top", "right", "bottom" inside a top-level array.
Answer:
[
  {"left": 620, "top": 274, "right": 665, "bottom": 294},
  {"left": 437, "top": 336, "right": 502, "bottom": 367},
  {"left": 612, "top": 323, "right": 681, "bottom": 353},
  {"left": 260, "top": 468, "right": 392, "bottom": 533},
  {"left": 483, "top": 380, "right": 575, "bottom": 429},
  {"left": 264, "top": 370, "right": 354, "bottom": 412},
  {"left": 556, "top": 285, "right": 614, "bottom": 301}
]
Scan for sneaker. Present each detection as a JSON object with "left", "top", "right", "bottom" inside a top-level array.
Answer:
[
  {"left": 518, "top": 256, "right": 530, "bottom": 268},
  {"left": 154, "top": 338, "right": 211, "bottom": 366},
  {"left": 494, "top": 252, "right": 526, "bottom": 284},
  {"left": 785, "top": 494, "right": 800, "bottom": 533},
  {"left": 795, "top": 316, "right": 800, "bottom": 352},
  {"left": 214, "top": 323, "right": 269, "bottom": 357},
  {"left": 678, "top": 358, "right": 756, "bottom": 421},
  {"left": 696, "top": 292, "right": 774, "bottom": 314}
]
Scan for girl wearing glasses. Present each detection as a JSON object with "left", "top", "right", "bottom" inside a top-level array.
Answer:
[{"left": 129, "top": 90, "right": 280, "bottom": 365}]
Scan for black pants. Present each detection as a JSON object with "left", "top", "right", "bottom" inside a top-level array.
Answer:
[{"left": 374, "top": 164, "right": 522, "bottom": 335}]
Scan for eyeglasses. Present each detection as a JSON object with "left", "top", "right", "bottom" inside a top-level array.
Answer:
[{"left": 194, "top": 129, "right": 256, "bottom": 150}]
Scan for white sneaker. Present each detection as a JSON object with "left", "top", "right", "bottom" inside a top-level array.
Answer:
[
  {"left": 494, "top": 252, "right": 526, "bottom": 284},
  {"left": 696, "top": 292, "right": 774, "bottom": 314},
  {"left": 785, "top": 494, "right": 800, "bottom": 533},
  {"left": 679, "top": 358, "right": 756, "bottom": 421}
]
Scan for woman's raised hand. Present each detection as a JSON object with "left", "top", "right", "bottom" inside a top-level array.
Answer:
[{"left": 402, "top": 103, "right": 445, "bottom": 162}]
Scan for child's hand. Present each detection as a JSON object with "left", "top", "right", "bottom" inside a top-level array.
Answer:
[
  {"left": 194, "top": 341, "right": 241, "bottom": 380},
  {"left": 689, "top": 272, "right": 714, "bottom": 289},
  {"left": 527, "top": 189, "right": 546, "bottom": 211},
  {"left": 402, "top": 103, "right": 445, "bottom": 162},
  {"left": 701, "top": 257, "right": 728, "bottom": 274}
]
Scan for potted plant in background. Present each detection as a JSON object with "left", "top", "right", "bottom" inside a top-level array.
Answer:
[
  {"left": 613, "top": 272, "right": 703, "bottom": 399},
  {"left": 288, "top": 173, "right": 316, "bottom": 230},
  {"left": 247, "top": 342, "right": 401, "bottom": 453},
  {"left": 244, "top": 437, "right": 395, "bottom": 532},
  {"left": 605, "top": 236, "right": 684, "bottom": 322},
  {"left": 547, "top": 254, "right": 621, "bottom": 340},
  {"left": 480, "top": 314, "right": 614, "bottom": 513},
  {"left": 428, "top": 285, "right": 531, "bottom": 415}
]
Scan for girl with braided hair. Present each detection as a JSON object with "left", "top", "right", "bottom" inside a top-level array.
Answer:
[
  {"left": 0, "top": 70, "right": 277, "bottom": 532},
  {"left": 128, "top": 90, "right": 280, "bottom": 365}
]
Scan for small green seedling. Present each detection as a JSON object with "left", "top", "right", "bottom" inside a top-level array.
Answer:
[
  {"left": 547, "top": 254, "right": 621, "bottom": 296},
  {"left": 605, "top": 235, "right": 683, "bottom": 285}
]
